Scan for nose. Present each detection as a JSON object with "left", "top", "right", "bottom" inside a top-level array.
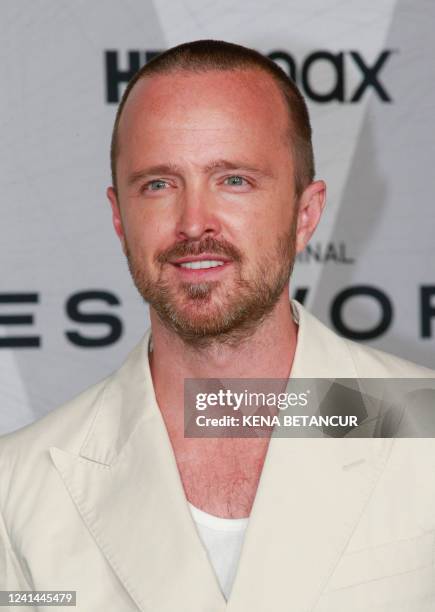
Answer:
[{"left": 175, "top": 183, "right": 221, "bottom": 241}]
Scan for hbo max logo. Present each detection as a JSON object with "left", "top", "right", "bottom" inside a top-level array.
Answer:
[{"left": 104, "top": 48, "right": 395, "bottom": 104}]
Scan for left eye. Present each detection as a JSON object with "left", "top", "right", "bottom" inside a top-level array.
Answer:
[{"left": 224, "top": 175, "right": 248, "bottom": 186}]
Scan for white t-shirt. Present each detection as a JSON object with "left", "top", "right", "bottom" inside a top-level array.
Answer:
[{"left": 188, "top": 502, "right": 249, "bottom": 601}]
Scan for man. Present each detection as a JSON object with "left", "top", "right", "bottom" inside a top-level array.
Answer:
[{"left": 1, "top": 40, "right": 434, "bottom": 612}]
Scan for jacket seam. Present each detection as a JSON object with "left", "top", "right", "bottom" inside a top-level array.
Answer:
[
  {"left": 342, "top": 337, "right": 362, "bottom": 379},
  {"left": 79, "top": 380, "right": 110, "bottom": 456}
]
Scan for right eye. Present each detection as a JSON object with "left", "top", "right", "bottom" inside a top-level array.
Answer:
[{"left": 143, "top": 179, "right": 169, "bottom": 191}]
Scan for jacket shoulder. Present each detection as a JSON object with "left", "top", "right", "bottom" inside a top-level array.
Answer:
[
  {"left": 0, "top": 376, "right": 109, "bottom": 470},
  {"left": 292, "top": 300, "right": 434, "bottom": 378},
  {"left": 343, "top": 336, "right": 435, "bottom": 378}
]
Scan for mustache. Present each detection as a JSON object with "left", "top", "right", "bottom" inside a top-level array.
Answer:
[{"left": 156, "top": 236, "right": 243, "bottom": 264}]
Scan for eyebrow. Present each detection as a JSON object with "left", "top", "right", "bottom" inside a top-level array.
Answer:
[{"left": 127, "top": 159, "right": 274, "bottom": 187}]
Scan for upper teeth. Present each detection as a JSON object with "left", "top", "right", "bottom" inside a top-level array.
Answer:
[{"left": 179, "top": 260, "right": 225, "bottom": 269}]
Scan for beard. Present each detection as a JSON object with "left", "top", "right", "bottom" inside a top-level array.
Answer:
[{"left": 125, "top": 220, "right": 297, "bottom": 348}]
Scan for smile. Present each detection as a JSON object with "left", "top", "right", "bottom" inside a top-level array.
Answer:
[
  {"left": 169, "top": 256, "right": 232, "bottom": 278},
  {"left": 178, "top": 260, "right": 225, "bottom": 270}
]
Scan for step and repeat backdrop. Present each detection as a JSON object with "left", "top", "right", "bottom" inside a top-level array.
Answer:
[{"left": 1, "top": 0, "right": 434, "bottom": 434}]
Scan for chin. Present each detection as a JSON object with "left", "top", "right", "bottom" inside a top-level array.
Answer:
[{"left": 159, "top": 298, "right": 239, "bottom": 339}]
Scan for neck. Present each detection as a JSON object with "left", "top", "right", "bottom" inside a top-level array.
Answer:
[
  {"left": 149, "top": 292, "right": 298, "bottom": 397},
  {"left": 147, "top": 291, "right": 298, "bottom": 518}
]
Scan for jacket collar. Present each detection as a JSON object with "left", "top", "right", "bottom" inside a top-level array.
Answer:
[
  {"left": 77, "top": 329, "right": 154, "bottom": 467},
  {"left": 77, "top": 299, "right": 360, "bottom": 466},
  {"left": 80, "top": 300, "right": 357, "bottom": 465},
  {"left": 50, "top": 301, "right": 392, "bottom": 611},
  {"left": 290, "top": 299, "right": 358, "bottom": 378}
]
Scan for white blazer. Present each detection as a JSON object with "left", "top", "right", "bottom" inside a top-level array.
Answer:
[{"left": 1, "top": 300, "right": 435, "bottom": 611}]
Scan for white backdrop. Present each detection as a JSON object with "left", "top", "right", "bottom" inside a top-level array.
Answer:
[{"left": 1, "top": 0, "right": 434, "bottom": 434}]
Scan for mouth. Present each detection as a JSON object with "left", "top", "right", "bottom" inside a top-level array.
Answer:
[{"left": 168, "top": 255, "right": 232, "bottom": 278}]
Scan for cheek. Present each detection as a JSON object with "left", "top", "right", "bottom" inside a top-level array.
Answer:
[
  {"left": 122, "top": 209, "right": 175, "bottom": 265},
  {"left": 240, "top": 210, "right": 291, "bottom": 251}
]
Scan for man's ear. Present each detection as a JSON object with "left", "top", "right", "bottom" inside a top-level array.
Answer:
[
  {"left": 107, "top": 186, "right": 127, "bottom": 255},
  {"left": 295, "top": 180, "right": 326, "bottom": 254}
]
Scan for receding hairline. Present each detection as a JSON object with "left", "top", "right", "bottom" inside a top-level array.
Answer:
[{"left": 114, "top": 65, "right": 293, "bottom": 159}]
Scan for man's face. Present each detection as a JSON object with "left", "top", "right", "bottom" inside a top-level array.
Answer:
[{"left": 108, "top": 69, "right": 321, "bottom": 346}]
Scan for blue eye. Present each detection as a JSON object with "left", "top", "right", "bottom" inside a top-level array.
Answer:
[
  {"left": 146, "top": 180, "right": 168, "bottom": 191},
  {"left": 224, "top": 175, "right": 247, "bottom": 186}
]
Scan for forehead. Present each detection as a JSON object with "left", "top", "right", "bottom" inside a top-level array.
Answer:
[{"left": 116, "top": 68, "right": 290, "bottom": 162}]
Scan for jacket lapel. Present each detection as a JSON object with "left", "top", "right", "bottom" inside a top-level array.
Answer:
[
  {"left": 50, "top": 332, "right": 226, "bottom": 612},
  {"left": 226, "top": 302, "right": 394, "bottom": 610}
]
